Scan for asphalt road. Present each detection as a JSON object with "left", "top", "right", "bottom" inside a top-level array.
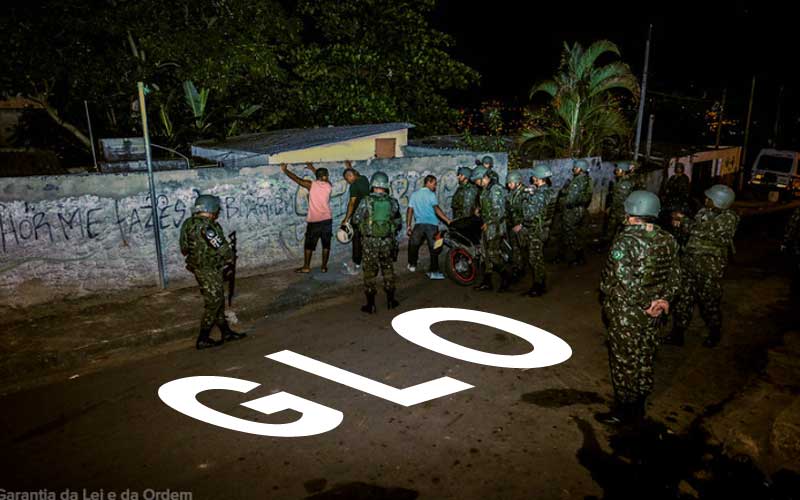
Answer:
[{"left": 0, "top": 223, "right": 792, "bottom": 499}]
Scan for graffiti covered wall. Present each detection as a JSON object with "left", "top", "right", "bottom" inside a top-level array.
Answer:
[{"left": 0, "top": 154, "right": 507, "bottom": 306}]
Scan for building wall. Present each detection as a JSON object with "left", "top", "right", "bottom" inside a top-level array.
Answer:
[
  {"left": 0, "top": 152, "right": 507, "bottom": 307},
  {"left": 268, "top": 129, "right": 408, "bottom": 164},
  {"left": 514, "top": 157, "right": 610, "bottom": 212}
]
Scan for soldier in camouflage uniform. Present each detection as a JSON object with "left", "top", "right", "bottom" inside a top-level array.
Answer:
[
  {"left": 472, "top": 166, "right": 510, "bottom": 292},
  {"left": 353, "top": 171, "right": 403, "bottom": 313},
  {"left": 597, "top": 191, "right": 681, "bottom": 425},
  {"left": 506, "top": 171, "right": 528, "bottom": 280},
  {"left": 451, "top": 166, "right": 480, "bottom": 220},
  {"left": 179, "top": 195, "right": 246, "bottom": 350},
  {"left": 667, "top": 184, "right": 739, "bottom": 348},
  {"left": 661, "top": 163, "right": 691, "bottom": 214},
  {"left": 627, "top": 161, "right": 647, "bottom": 191},
  {"left": 561, "top": 159, "right": 594, "bottom": 266},
  {"left": 519, "top": 164, "right": 559, "bottom": 296},
  {"left": 782, "top": 206, "right": 800, "bottom": 294},
  {"left": 605, "top": 163, "right": 635, "bottom": 242}
]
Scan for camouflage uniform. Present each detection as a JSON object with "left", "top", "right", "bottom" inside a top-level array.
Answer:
[
  {"left": 521, "top": 185, "right": 558, "bottom": 287},
  {"left": 506, "top": 185, "right": 528, "bottom": 274},
  {"left": 784, "top": 207, "right": 800, "bottom": 292},
  {"left": 561, "top": 172, "right": 594, "bottom": 257},
  {"left": 353, "top": 192, "right": 402, "bottom": 295},
  {"left": 606, "top": 176, "right": 635, "bottom": 241},
  {"left": 479, "top": 181, "right": 507, "bottom": 273},
  {"left": 672, "top": 207, "right": 739, "bottom": 335},
  {"left": 180, "top": 215, "right": 234, "bottom": 332},
  {"left": 662, "top": 173, "right": 691, "bottom": 213},
  {"left": 601, "top": 223, "right": 681, "bottom": 404},
  {"left": 452, "top": 181, "right": 480, "bottom": 219}
]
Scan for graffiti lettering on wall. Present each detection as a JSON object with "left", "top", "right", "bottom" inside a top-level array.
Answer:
[{"left": 0, "top": 170, "right": 459, "bottom": 255}]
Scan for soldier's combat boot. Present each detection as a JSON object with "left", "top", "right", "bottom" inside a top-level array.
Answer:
[
  {"left": 196, "top": 328, "right": 222, "bottom": 350},
  {"left": 474, "top": 273, "right": 493, "bottom": 291},
  {"left": 221, "top": 323, "right": 247, "bottom": 342},
  {"left": 663, "top": 327, "right": 685, "bottom": 346},
  {"left": 497, "top": 270, "right": 512, "bottom": 292},
  {"left": 386, "top": 288, "right": 399, "bottom": 310},
  {"left": 569, "top": 250, "right": 587, "bottom": 267},
  {"left": 361, "top": 291, "right": 377, "bottom": 314},
  {"left": 703, "top": 328, "right": 721, "bottom": 348},
  {"left": 594, "top": 403, "right": 627, "bottom": 426},
  {"left": 526, "top": 281, "right": 547, "bottom": 297}
]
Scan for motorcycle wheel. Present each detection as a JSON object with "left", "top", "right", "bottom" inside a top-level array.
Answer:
[{"left": 445, "top": 248, "right": 479, "bottom": 286}]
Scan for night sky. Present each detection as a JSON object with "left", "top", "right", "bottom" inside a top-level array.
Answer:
[
  {"left": 434, "top": 0, "right": 794, "bottom": 99},
  {"left": 431, "top": 0, "right": 798, "bottom": 145}
]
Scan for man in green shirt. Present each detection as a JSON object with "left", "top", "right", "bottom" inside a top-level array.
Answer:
[{"left": 341, "top": 160, "right": 372, "bottom": 275}]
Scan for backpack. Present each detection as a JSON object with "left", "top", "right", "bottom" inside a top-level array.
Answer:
[{"left": 367, "top": 195, "right": 394, "bottom": 238}]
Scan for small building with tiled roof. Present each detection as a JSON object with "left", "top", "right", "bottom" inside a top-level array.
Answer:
[{"left": 191, "top": 122, "right": 414, "bottom": 168}]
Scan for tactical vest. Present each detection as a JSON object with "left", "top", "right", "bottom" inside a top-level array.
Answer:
[
  {"left": 685, "top": 209, "right": 738, "bottom": 257},
  {"left": 507, "top": 187, "right": 526, "bottom": 225},
  {"left": 480, "top": 183, "right": 504, "bottom": 222},
  {"left": 362, "top": 194, "right": 395, "bottom": 238},
  {"left": 618, "top": 225, "right": 675, "bottom": 294}
]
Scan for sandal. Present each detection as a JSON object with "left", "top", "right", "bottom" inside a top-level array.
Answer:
[{"left": 295, "top": 267, "right": 311, "bottom": 274}]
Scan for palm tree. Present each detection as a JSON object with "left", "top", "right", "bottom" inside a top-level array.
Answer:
[{"left": 521, "top": 40, "right": 639, "bottom": 159}]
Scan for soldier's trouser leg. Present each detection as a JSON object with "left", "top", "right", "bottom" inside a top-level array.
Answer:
[
  {"left": 195, "top": 270, "right": 225, "bottom": 333},
  {"left": 696, "top": 273, "right": 723, "bottom": 333},
  {"left": 362, "top": 246, "right": 380, "bottom": 295},
  {"left": 377, "top": 244, "right": 396, "bottom": 292},
  {"left": 672, "top": 267, "right": 696, "bottom": 331},
  {"left": 482, "top": 233, "right": 505, "bottom": 274},
  {"left": 605, "top": 303, "right": 658, "bottom": 405},
  {"left": 563, "top": 208, "right": 587, "bottom": 256},
  {"left": 509, "top": 230, "right": 524, "bottom": 275},
  {"left": 528, "top": 236, "right": 546, "bottom": 286}
]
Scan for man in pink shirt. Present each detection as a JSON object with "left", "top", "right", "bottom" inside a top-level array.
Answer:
[{"left": 281, "top": 162, "right": 333, "bottom": 273}]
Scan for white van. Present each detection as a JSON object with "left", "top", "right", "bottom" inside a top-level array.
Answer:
[{"left": 749, "top": 149, "right": 800, "bottom": 200}]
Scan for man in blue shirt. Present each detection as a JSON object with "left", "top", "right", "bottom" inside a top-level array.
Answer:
[{"left": 407, "top": 175, "right": 451, "bottom": 279}]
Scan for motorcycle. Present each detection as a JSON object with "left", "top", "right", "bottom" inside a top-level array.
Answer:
[{"left": 440, "top": 216, "right": 512, "bottom": 286}]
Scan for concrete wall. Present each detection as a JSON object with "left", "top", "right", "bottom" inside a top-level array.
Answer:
[
  {"left": 514, "top": 157, "right": 612, "bottom": 213},
  {"left": 0, "top": 152, "right": 507, "bottom": 306}
]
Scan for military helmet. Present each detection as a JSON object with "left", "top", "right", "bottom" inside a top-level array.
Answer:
[
  {"left": 481, "top": 155, "right": 494, "bottom": 167},
  {"left": 574, "top": 159, "right": 589, "bottom": 171},
  {"left": 457, "top": 166, "right": 473, "bottom": 177},
  {"left": 336, "top": 222, "right": 354, "bottom": 244},
  {"left": 531, "top": 164, "right": 553, "bottom": 179},
  {"left": 614, "top": 162, "right": 632, "bottom": 172},
  {"left": 370, "top": 171, "right": 390, "bottom": 190},
  {"left": 193, "top": 194, "right": 221, "bottom": 214},
  {"left": 470, "top": 166, "right": 489, "bottom": 181},
  {"left": 704, "top": 184, "right": 735, "bottom": 209},
  {"left": 624, "top": 190, "right": 661, "bottom": 217},
  {"left": 507, "top": 171, "right": 523, "bottom": 184}
]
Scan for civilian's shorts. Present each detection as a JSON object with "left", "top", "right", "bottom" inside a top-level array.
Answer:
[{"left": 305, "top": 219, "right": 333, "bottom": 250}]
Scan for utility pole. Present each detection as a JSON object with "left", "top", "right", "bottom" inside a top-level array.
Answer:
[
  {"left": 84, "top": 100, "right": 98, "bottom": 172},
  {"left": 773, "top": 83, "right": 784, "bottom": 146},
  {"left": 634, "top": 24, "right": 652, "bottom": 161},
  {"left": 714, "top": 87, "right": 727, "bottom": 149},
  {"left": 137, "top": 82, "right": 167, "bottom": 289},
  {"left": 740, "top": 76, "right": 756, "bottom": 190},
  {"left": 646, "top": 114, "right": 655, "bottom": 161}
]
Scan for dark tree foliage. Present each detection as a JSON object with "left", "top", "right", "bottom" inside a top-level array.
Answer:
[{"left": 0, "top": 0, "right": 477, "bottom": 159}]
